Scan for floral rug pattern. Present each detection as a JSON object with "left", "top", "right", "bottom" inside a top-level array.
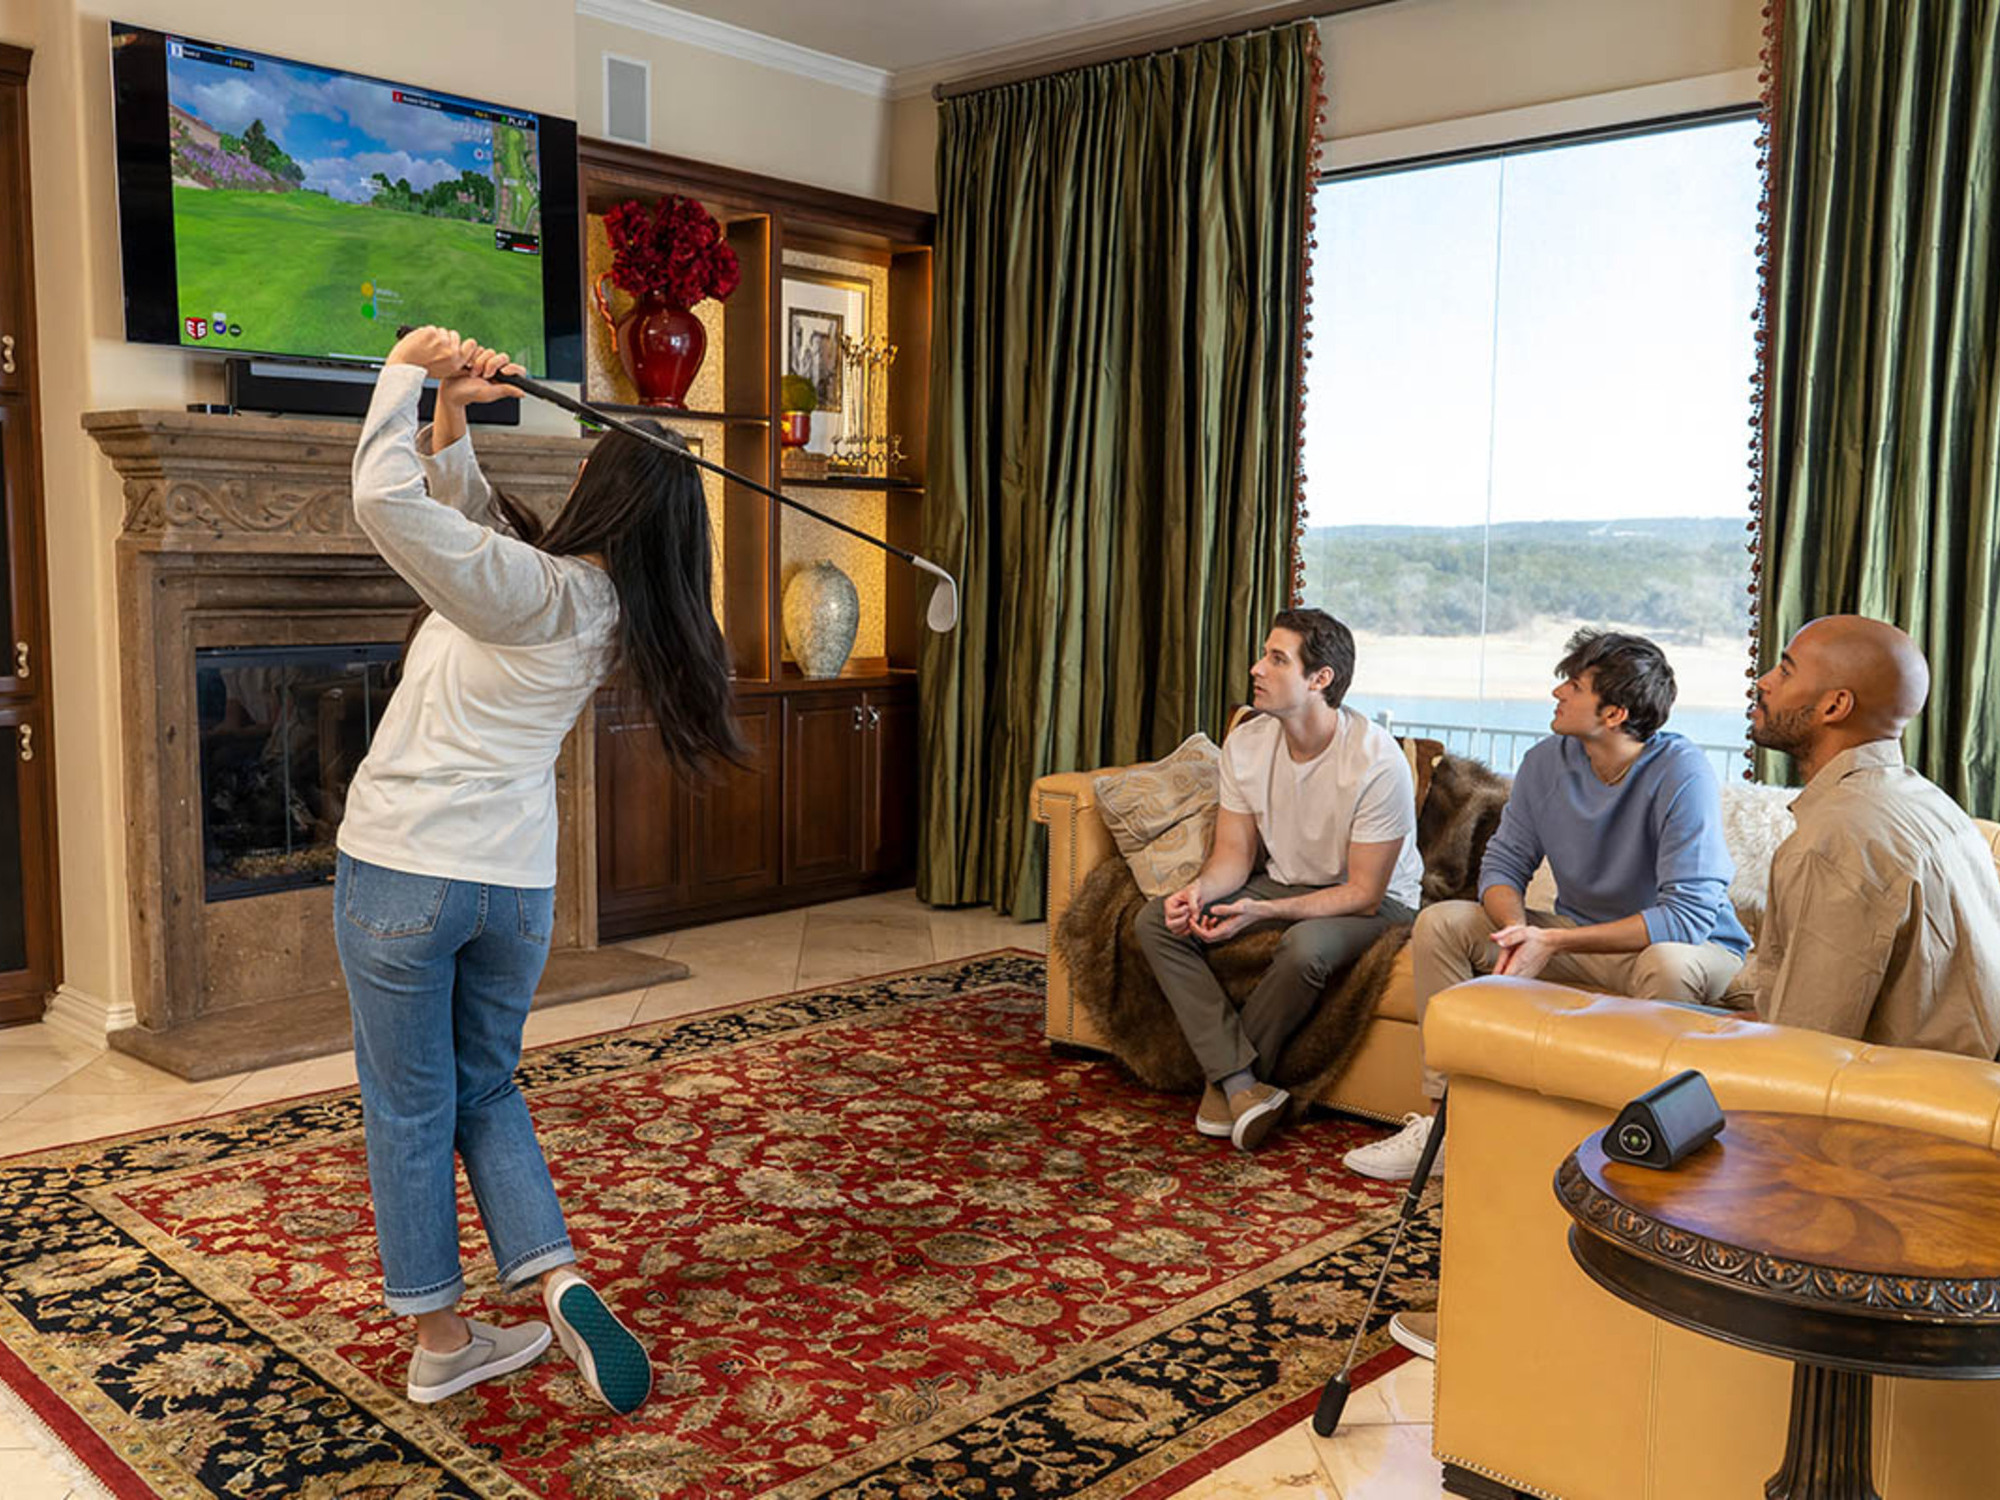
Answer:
[{"left": 0, "top": 953, "right": 1439, "bottom": 1498}]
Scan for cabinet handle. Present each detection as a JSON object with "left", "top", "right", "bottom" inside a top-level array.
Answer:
[
  {"left": 1, "top": 334, "right": 13, "bottom": 374},
  {"left": 12, "top": 641, "right": 26, "bottom": 678},
  {"left": 868, "top": 706, "right": 881, "bottom": 727},
  {"left": 851, "top": 706, "right": 865, "bottom": 731},
  {"left": 17, "top": 724, "right": 30, "bottom": 761}
]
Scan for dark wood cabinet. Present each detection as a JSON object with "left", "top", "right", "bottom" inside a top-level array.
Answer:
[
  {"left": 594, "top": 703, "right": 691, "bottom": 931},
  {"left": 691, "top": 699, "right": 781, "bottom": 899},
  {"left": 0, "top": 45, "right": 58, "bottom": 1024},
  {"left": 596, "top": 682, "right": 915, "bottom": 938},
  {"left": 864, "top": 689, "right": 918, "bottom": 878},
  {"left": 783, "top": 691, "right": 869, "bottom": 885},
  {"left": 596, "top": 699, "right": 784, "bottom": 939}
]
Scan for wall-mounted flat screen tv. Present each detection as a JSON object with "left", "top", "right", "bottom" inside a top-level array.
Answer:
[{"left": 109, "top": 22, "right": 581, "bottom": 379}]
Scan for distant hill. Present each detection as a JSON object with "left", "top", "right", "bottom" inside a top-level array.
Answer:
[{"left": 1298, "top": 515, "right": 1751, "bottom": 643}]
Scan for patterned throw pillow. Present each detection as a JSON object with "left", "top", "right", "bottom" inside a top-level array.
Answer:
[{"left": 1092, "top": 734, "right": 1222, "bottom": 897}]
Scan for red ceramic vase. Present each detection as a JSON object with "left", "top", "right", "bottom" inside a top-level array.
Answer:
[
  {"left": 596, "top": 276, "right": 706, "bottom": 408},
  {"left": 779, "top": 411, "right": 811, "bottom": 449},
  {"left": 621, "top": 292, "right": 706, "bottom": 408}
]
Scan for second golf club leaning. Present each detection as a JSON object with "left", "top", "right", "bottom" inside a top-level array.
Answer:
[{"left": 1313, "top": 1091, "right": 1447, "bottom": 1439}]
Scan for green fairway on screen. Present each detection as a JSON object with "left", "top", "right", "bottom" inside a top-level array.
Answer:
[{"left": 164, "top": 35, "right": 547, "bottom": 371}]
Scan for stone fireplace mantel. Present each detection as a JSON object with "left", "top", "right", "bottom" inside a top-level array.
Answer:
[{"left": 83, "top": 408, "right": 684, "bottom": 1079}]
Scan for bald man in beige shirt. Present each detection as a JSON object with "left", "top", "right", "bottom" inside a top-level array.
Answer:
[{"left": 1732, "top": 616, "right": 2000, "bottom": 1058}]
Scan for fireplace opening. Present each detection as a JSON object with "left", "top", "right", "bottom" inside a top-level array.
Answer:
[{"left": 196, "top": 642, "right": 403, "bottom": 901}]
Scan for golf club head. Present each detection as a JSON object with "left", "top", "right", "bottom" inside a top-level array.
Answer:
[{"left": 914, "top": 557, "right": 960, "bottom": 632}]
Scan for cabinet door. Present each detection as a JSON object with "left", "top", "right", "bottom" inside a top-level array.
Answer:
[
  {"left": 0, "top": 699, "right": 53, "bottom": 1021},
  {"left": 690, "top": 700, "right": 781, "bottom": 900},
  {"left": 594, "top": 703, "right": 691, "bottom": 929},
  {"left": 0, "top": 76, "right": 29, "bottom": 404},
  {"left": 783, "top": 691, "right": 866, "bottom": 885},
  {"left": 0, "top": 401, "right": 38, "bottom": 697},
  {"left": 864, "top": 689, "right": 919, "bottom": 878}
]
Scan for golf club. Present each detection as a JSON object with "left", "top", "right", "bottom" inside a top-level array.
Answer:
[
  {"left": 1312, "top": 1090, "right": 1447, "bottom": 1439},
  {"left": 395, "top": 329, "right": 961, "bottom": 631}
]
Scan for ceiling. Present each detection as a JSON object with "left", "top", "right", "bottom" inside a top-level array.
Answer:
[{"left": 614, "top": 0, "right": 1327, "bottom": 95}]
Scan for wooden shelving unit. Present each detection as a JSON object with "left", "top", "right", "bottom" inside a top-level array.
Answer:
[{"left": 577, "top": 139, "right": 935, "bottom": 940}]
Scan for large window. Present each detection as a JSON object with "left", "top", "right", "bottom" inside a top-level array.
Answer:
[{"left": 1299, "top": 116, "right": 1763, "bottom": 775}]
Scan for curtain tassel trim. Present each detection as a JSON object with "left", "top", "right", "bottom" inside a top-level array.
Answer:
[
  {"left": 1743, "top": 0, "right": 1784, "bottom": 779},
  {"left": 1288, "top": 26, "right": 1328, "bottom": 608}
]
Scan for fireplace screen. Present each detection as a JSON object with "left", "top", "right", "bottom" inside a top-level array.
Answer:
[{"left": 196, "top": 643, "right": 403, "bottom": 901}]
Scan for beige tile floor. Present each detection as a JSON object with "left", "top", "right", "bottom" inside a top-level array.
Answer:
[{"left": 0, "top": 889, "right": 1441, "bottom": 1499}]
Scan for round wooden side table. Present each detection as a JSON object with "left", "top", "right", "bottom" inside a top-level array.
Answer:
[{"left": 1555, "top": 1111, "right": 2000, "bottom": 1500}]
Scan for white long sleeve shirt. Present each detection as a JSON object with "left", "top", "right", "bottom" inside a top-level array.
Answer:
[{"left": 336, "top": 364, "right": 617, "bottom": 888}]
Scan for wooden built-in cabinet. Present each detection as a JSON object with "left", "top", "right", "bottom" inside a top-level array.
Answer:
[
  {"left": 596, "top": 684, "right": 915, "bottom": 940},
  {"left": 579, "top": 141, "right": 933, "bottom": 938},
  {"left": 0, "top": 45, "right": 59, "bottom": 1023},
  {"left": 781, "top": 686, "right": 915, "bottom": 889}
]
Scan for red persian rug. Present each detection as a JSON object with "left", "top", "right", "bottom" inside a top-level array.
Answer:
[{"left": 0, "top": 952, "right": 1437, "bottom": 1499}]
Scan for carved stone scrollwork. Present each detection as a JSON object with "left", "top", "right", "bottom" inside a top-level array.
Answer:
[
  {"left": 147, "top": 479, "right": 356, "bottom": 538},
  {"left": 87, "top": 408, "right": 597, "bottom": 549},
  {"left": 123, "top": 483, "right": 166, "bottom": 533}
]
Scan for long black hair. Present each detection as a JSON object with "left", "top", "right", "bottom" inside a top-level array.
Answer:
[{"left": 408, "top": 417, "right": 745, "bottom": 777}]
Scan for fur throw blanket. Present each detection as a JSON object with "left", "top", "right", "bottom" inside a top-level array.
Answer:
[{"left": 1054, "top": 751, "right": 1511, "bottom": 1098}]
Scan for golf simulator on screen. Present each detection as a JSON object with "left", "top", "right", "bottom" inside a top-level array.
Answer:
[{"left": 163, "top": 36, "right": 548, "bottom": 371}]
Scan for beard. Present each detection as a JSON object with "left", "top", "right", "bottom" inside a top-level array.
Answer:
[{"left": 1750, "top": 699, "right": 1816, "bottom": 757}]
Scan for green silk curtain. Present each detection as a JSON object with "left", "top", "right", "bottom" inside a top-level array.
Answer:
[
  {"left": 1758, "top": 0, "right": 2000, "bottom": 808},
  {"left": 919, "top": 25, "right": 1318, "bottom": 916}
]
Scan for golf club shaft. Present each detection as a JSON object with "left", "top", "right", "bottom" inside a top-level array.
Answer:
[
  {"left": 473, "top": 362, "right": 923, "bottom": 569},
  {"left": 1339, "top": 1215, "right": 1413, "bottom": 1381},
  {"left": 1336, "top": 1093, "right": 1447, "bottom": 1380}
]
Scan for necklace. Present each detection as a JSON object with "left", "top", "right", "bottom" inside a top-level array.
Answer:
[{"left": 1598, "top": 756, "right": 1637, "bottom": 787}]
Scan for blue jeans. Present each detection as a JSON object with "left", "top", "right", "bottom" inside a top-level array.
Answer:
[{"left": 335, "top": 852, "right": 576, "bottom": 1315}]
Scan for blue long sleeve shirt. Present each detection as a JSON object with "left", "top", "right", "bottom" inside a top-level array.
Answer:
[{"left": 1477, "top": 732, "right": 1750, "bottom": 958}]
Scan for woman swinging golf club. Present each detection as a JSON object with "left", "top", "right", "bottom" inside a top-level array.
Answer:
[{"left": 336, "top": 324, "right": 739, "bottom": 1413}]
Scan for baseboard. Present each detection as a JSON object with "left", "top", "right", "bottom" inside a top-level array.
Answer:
[{"left": 41, "top": 984, "right": 136, "bottom": 1049}]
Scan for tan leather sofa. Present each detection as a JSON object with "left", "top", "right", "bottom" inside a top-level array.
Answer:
[
  {"left": 1423, "top": 819, "right": 2000, "bottom": 1500},
  {"left": 1032, "top": 756, "right": 1430, "bottom": 1122}
]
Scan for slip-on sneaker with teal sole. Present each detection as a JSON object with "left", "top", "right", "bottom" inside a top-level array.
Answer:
[{"left": 543, "top": 1269, "right": 652, "bottom": 1416}]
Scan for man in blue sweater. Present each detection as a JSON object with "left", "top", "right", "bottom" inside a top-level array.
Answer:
[{"left": 1345, "top": 629, "right": 1748, "bottom": 1189}]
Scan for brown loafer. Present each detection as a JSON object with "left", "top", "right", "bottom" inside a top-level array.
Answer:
[
  {"left": 1195, "top": 1084, "right": 1233, "bottom": 1138},
  {"left": 1227, "top": 1081, "right": 1290, "bottom": 1151}
]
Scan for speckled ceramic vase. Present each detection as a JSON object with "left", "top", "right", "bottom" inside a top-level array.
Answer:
[{"left": 783, "top": 561, "right": 860, "bottom": 678}]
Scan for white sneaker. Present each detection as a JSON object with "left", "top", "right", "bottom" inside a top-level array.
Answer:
[
  {"left": 1389, "top": 1309, "right": 1437, "bottom": 1360},
  {"left": 1342, "top": 1112, "right": 1444, "bottom": 1182}
]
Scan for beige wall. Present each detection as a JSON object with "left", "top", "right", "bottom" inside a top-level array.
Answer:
[
  {"left": 575, "top": 16, "right": 891, "bottom": 198},
  {"left": 880, "top": 0, "right": 1767, "bottom": 213},
  {"left": 1322, "top": 0, "right": 1765, "bottom": 138},
  {"left": 886, "top": 93, "right": 937, "bottom": 211},
  {"left": 10, "top": 2, "right": 574, "bottom": 1016}
]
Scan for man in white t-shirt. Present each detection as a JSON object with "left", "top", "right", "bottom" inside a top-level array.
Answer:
[{"left": 1134, "top": 608, "right": 1423, "bottom": 1152}]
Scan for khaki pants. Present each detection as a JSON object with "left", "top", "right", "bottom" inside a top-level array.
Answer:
[
  {"left": 1134, "top": 873, "right": 1415, "bottom": 1084},
  {"left": 1411, "top": 899, "right": 1745, "bottom": 1099}
]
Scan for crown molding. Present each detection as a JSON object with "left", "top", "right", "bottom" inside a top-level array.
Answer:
[
  {"left": 888, "top": 0, "right": 1321, "bottom": 99},
  {"left": 577, "top": 0, "right": 893, "bottom": 99}
]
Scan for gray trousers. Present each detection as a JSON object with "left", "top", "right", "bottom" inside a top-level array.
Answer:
[{"left": 1134, "top": 872, "right": 1415, "bottom": 1084}]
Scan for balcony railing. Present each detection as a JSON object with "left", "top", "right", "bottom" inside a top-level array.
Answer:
[{"left": 1372, "top": 712, "right": 1746, "bottom": 782}]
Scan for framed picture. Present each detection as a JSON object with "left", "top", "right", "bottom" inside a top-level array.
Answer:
[{"left": 782, "top": 270, "right": 869, "bottom": 454}]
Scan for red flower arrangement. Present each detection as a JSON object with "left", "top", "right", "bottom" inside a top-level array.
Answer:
[{"left": 603, "top": 195, "right": 742, "bottom": 309}]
